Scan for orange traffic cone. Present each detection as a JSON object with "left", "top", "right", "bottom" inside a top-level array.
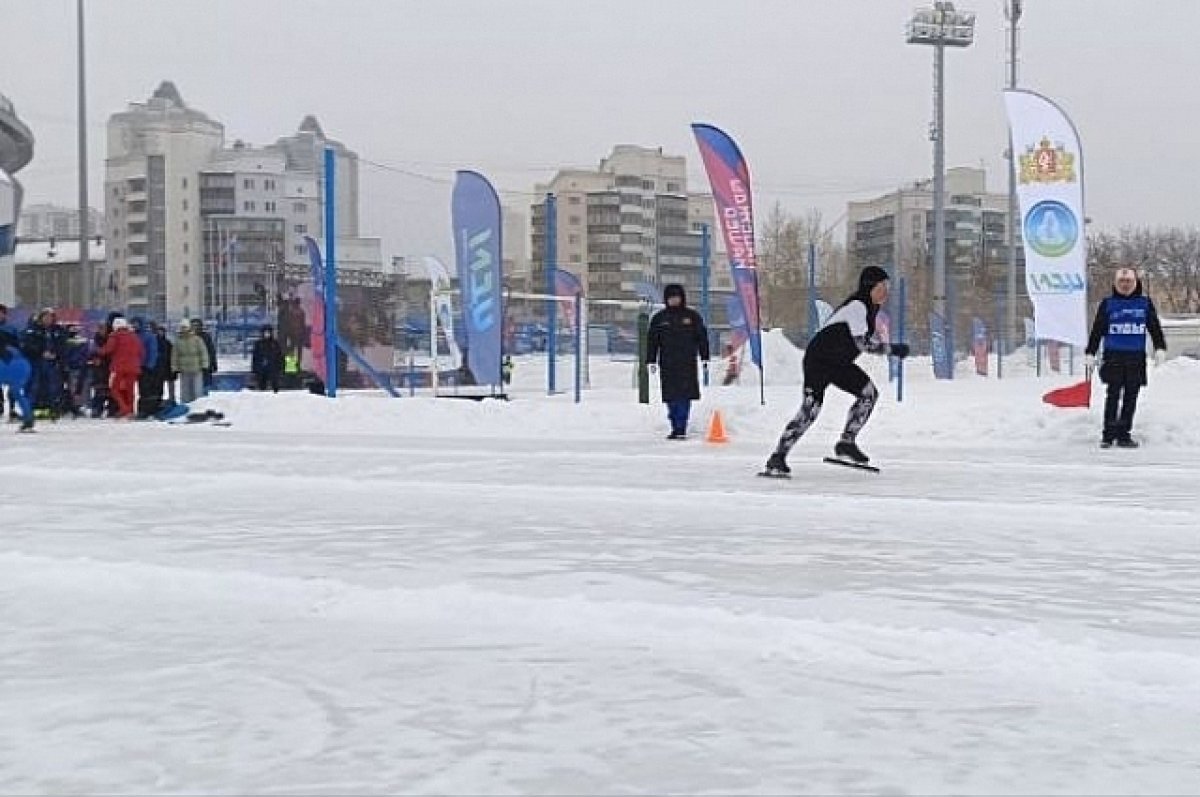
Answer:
[{"left": 705, "top": 410, "right": 729, "bottom": 444}]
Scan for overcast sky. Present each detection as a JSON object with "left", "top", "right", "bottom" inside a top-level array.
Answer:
[{"left": 3, "top": 0, "right": 1197, "bottom": 263}]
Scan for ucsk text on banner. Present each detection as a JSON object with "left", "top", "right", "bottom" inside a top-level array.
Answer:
[{"left": 452, "top": 171, "right": 504, "bottom": 387}]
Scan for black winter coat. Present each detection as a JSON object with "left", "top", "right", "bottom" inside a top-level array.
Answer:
[
  {"left": 251, "top": 338, "right": 284, "bottom": 376},
  {"left": 154, "top": 337, "right": 174, "bottom": 380},
  {"left": 646, "top": 306, "right": 710, "bottom": 402},
  {"left": 199, "top": 330, "right": 218, "bottom": 373},
  {"left": 22, "top": 322, "right": 67, "bottom": 364}
]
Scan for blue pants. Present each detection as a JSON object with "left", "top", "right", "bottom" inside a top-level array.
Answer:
[
  {"left": 667, "top": 399, "right": 691, "bottom": 435},
  {"left": 0, "top": 356, "right": 33, "bottom": 423},
  {"left": 31, "top": 360, "right": 63, "bottom": 410}
]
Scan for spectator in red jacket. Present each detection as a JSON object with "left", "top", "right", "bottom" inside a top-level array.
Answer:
[{"left": 100, "top": 318, "right": 144, "bottom": 418}]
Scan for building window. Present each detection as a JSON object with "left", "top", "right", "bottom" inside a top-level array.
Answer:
[
  {"left": 294, "top": 244, "right": 306, "bottom": 256},
  {"left": 265, "top": 201, "right": 276, "bottom": 213},
  {"left": 183, "top": 221, "right": 189, "bottom": 232},
  {"left": 183, "top": 242, "right": 189, "bottom": 254},
  {"left": 666, "top": 182, "right": 681, "bottom": 193},
  {"left": 183, "top": 263, "right": 190, "bottom": 275},
  {"left": 569, "top": 215, "right": 581, "bottom": 225},
  {"left": 244, "top": 178, "right": 255, "bottom": 190},
  {"left": 294, "top": 224, "right": 307, "bottom": 234},
  {"left": 293, "top": 202, "right": 307, "bottom": 214},
  {"left": 568, "top": 196, "right": 581, "bottom": 205},
  {"left": 184, "top": 285, "right": 190, "bottom": 296},
  {"left": 567, "top": 234, "right": 580, "bottom": 245},
  {"left": 244, "top": 201, "right": 256, "bottom": 212},
  {"left": 570, "top": 254, "right": 582, "bottom": 263}
]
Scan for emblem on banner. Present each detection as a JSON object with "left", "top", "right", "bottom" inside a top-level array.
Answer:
[
  {"left": 1024, "top": 200, "right": 1079, "bottom": 258},
  {"left": 1019, "top": 137, "right": 1076, "bottom": 184}
]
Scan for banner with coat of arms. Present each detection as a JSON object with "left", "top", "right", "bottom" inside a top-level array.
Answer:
[{"left": 1003, "top": 89, "right": 1088, "bottom": 347}]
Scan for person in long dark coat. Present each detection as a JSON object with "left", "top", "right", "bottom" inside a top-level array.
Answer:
[{"left": 646, "top": 284, "right": 710, "bottom": 439}]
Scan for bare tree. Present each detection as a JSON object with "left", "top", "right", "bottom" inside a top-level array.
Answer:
[
  {"left": 757, "top": 203, "right": 849, "bottom": 332},
  {"left": 1087, "top": 227, "right": 1200, "bottom": 314}
]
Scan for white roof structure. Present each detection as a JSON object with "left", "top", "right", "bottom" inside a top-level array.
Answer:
[{"left": 14, "top": 239, "right": 107, "bottom": 267}]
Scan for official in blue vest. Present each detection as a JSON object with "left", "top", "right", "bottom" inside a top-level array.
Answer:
[{"left": 1084, "top": 268, "right": 1167, "bottom": 448}]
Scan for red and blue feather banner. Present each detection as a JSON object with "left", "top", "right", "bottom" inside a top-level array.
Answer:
[
  {"left": 302, "top": 235, "right": 328, "bottom": 383},
  {"left": 726, "top": 293, "right": 749, "bottom": 351},
  {"left": 690, "top": 123, "right": 762, "bottom": 369},
  {"left": 554, "top": 268, "right": 584, "bottom": 329}
]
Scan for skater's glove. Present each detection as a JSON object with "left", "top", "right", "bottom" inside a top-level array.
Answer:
[
  {"left": 1154, "top": 349, "right": 1167, "bottom": 367},
  {"left": 1084, "top": 354, "right": 1096, "bottom": 370},
  {"left": 889, "top": 343, "right": 910, "bottom": 359}
]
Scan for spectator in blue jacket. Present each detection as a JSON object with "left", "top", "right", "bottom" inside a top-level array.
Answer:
[
  {"left": 22, "top": 309, "right": 68, "bottom": 418},
  {"left": 0, "top": 303, "right": 20, "bottom": 421},
  {"left": 0, "top": 320, "right": 34, "bottom": 431},
  {"left": 130, "top": 317, "right": 162, "bottom": 418}
]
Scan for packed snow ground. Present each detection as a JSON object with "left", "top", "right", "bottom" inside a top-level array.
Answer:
[{"left": 2, "top": 340, "right": 1199, "bottom": 795}]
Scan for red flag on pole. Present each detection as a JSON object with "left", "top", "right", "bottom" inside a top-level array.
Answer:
[{"left": 1042, "top": 368, "right": 1092, "bottom": 408}]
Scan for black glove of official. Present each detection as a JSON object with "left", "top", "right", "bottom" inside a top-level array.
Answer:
[{"left": 889, "top": 343, "right": 910, "bottom": 359}]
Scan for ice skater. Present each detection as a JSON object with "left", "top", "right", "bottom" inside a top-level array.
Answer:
[
  {"left": 761, "top": 266, "right": 908, "bottom": 476},
  {"left": 1084, "top": 267, "right": 1167, "bottom": 448}
]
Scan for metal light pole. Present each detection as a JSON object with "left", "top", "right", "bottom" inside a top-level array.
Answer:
[
  {"left": 1005, "top": 0, "right": 1023, "bottom": 355},
  {"left": 908, "top": 2, "right": 975, "bottom": 374},
  {"left": 77, "top": 0, "right": 92, "bottom": 308}
]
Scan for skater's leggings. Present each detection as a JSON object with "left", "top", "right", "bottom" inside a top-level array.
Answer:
[{"left": 772, "top": 360, "right": 878, "bottom": 458}]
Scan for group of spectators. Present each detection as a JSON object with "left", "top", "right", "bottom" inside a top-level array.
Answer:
[{"left": 0, "top": 304, "right": 221, "bottom": 427}]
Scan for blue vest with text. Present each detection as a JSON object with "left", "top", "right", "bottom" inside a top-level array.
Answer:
[{"left": 1104, "top": 296, "right": 1149, "bottom": 353}]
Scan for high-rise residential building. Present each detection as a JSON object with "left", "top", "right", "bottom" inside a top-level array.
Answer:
[
  {"left": 847, "top": 166, "right": 1022, "bottom": 288},
  {"left": 105, "top": 81, "right": 224, "bottom": 320},
  {"left": 273, "top": 115, "right": 360, "bottom": 238},
  {"left": 105, "top": 82, "right": 378, "bottom": 322},
  {"left": 18, "top": 204, "right": 104, "bottom": 240},
  {"left": 502, "top": 204, "right": 530, "bottom": 292},
  {"left": 531, "top": 145, "right": 732, "bottom": 332}
]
